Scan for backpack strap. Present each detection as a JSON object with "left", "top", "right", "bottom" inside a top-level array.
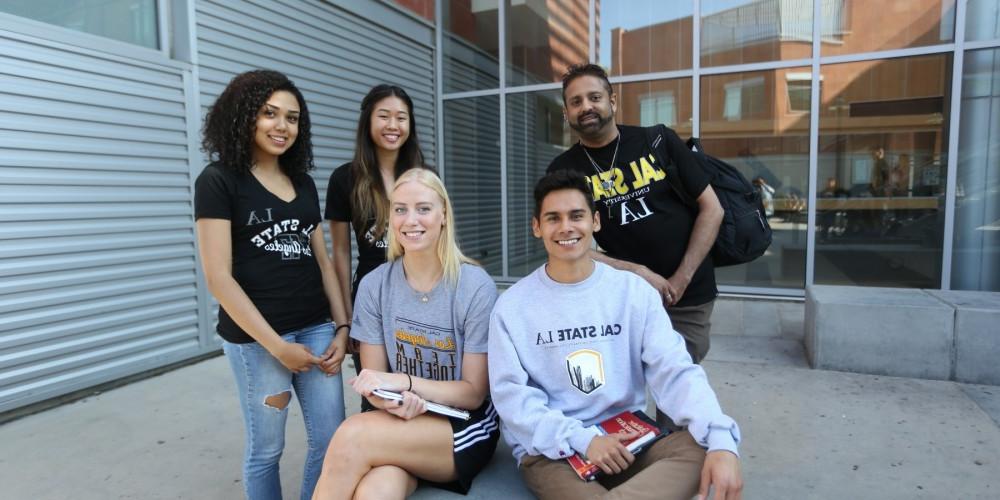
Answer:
[{"left": 643, "top": 124, "right": 697, "bottom": 207}]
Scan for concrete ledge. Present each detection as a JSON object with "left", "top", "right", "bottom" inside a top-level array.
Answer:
[
  {"left": 805, "top": 285, "right": 954, "bottom": 380},
  {"left": 411, "top": 440, "right": 532, "bottom": 499},
  {"left": 926, "top": 291, "right": 1000, "bottom": 385}
]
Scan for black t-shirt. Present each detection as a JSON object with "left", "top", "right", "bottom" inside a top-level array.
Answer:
[
  {"left": 546, "top": 125, "right": 717, "bottom": 307},
  {"left": 194, "top": 163, "right": 330, "bottom": 343},
  {"left": 324, "top": 162, "right": 387, "bottom": 303}
]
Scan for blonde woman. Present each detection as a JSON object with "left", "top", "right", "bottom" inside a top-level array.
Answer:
[{"left": 312, "top": 168, "right": 499, "bottom": 500}]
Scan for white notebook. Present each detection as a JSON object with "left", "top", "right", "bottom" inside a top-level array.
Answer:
[{"left": 371, "top": 389, "right": 471, "bottom": 421}]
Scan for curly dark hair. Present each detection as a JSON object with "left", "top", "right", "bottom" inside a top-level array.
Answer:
[
  {"left": 201, "top": 70, "right": 314, "bottom": 176},
  {"left": 560, "top": 63, "right": 613, "bottom": 102}
]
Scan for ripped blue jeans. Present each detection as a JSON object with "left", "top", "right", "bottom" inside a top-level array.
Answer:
[{"left": 223, "top": 322, "right": 345, "bottom": 500}]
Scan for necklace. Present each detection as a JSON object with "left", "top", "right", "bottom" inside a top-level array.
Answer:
[
  {"left": 581, "top": 132, "right": 620, "bottom": 191},
  {"left": 401, "top": 261, "right": 440, "bottom": 304}
]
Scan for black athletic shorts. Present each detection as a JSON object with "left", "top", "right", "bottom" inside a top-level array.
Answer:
[{"left": 424, "top": 399, "right": 500, "bottom": 494}]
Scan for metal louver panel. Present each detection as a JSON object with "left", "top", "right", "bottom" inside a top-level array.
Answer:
[
  {"left": 0, "top": 32, "right": 203, "bottom": 412},
  {"left": 443, "top": 97, "right": 503, "bottom": 275},
  {"left": 196, "top": 0, "right": 437, "bottom": 199},
  {"left": 505, "top": 93, "right": 563, "bottom": 277},
  {"left": 195, "top": 0, "right": 436, "bottom": 286}
]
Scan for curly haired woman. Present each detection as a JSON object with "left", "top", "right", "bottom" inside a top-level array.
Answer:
[{"left": 194, "top": 69, "right": 350, "bottom": 500}]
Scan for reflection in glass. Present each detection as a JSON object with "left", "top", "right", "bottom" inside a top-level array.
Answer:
[
  {"left": 0, "top": 0, "right": 158, "bottom": 48},
  {"left": 598, "top": 0, "right": 693, "bottom": 75},
  {"left": 615, "top": 79, "right": 693, "bottom": 137},
  {"left": 391, "top": 0, "right": 434, "bottom": 21},
  {"left": 505, "top": 0, "right": 589, "bottom": 86},
  {"left": 821, "top": 0, "right": 956, "bottom": 56},
  {"left": 444, "top": 97, "right": 502, "bottom": 275},
  {"left": 966, "top": 0, "right": 1000, "bottom": 42},
  {"left": 700, "top": 0, "right": 812, "bottom": 67},
  {"left": 442, "top": 0, "right": 499, "bottom": 93},
  {"left": 701, "top": 69, "right": 811, "bottom": 288},
  {"left": 953, "top": 48, "right": 1000, "bottom": 291},
  {"left": 506, "top": 91, "right": 575, "bottom": 277},
  {"left": 816, "top": 55, "right": 951, "bottom": 288}
]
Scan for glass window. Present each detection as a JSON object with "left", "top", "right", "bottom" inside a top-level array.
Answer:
[
  {"left": 506, "top": 90, "right": 575, "bottom": 277},
  {"left": 821, "top": 0, "right": 956, "bottom": 56},
  {"left": 701, "top": 68, "right": 812, "bottom": 289},
  {"left": 505, "top": 0, "right": 589, "bottom": 87},
  {"left": 391, "top": 0, "right": 434, "bottom": 21},
  {"left": 0, "top": 0, "right": 158, "bottom": 49},
  {"left": 966, "top": 0, "right": 1000, "bottom": 41},
  {"left": 615, "top": 79, "right": 694, "bottom": 137},
  {"left": 722, "top": 76, "right": 765, "bottom": 121},
  {"left": 444, "top": 97, "right": 503, "bottom": 276},
  {"left": 952, "top": 48, "right": 1000, "bottom": 291},
  {"left": 701, "top": 0, "right": 812, "bottom": 67},
  {"left": 640, "top": 92, "right": 677, "bottom": 127},
  {"left": 815, "top": 55, "right": 952, "bottom": 288},
  {"left": 597, "top": 0, "right": 693, "bottom": 76},
  {"left": 785, "top": 72, "right": 814, "bottom": 113},
  {"left": 442, "top": 0, "right": 500, "bottom": 93}
]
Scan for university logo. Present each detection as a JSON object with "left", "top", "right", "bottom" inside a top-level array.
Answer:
[
  {"left": 274, "top": 234, "right": 303, "bottom": 260},
  {"left": 566, "top": 349, "right": 605, "bottom": 394}
]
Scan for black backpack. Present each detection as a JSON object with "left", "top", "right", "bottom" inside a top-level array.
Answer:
[{"left": 643, "top": 125, "right": 772, "bottom": 267}]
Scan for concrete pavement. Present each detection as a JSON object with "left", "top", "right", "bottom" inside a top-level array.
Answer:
[{"left": 2, "top": 334, "right": 999, "bottom": 499}]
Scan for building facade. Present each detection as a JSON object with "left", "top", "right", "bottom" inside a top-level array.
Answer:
[
  {"left": 437, "top": 0, "right": 1000, "bottom": 294},
  {"left": 0, "top": 0, "right": 435, "bottom": 413},
  {"left": 1, "top": 0, "right": 998, "bottom": 413}
]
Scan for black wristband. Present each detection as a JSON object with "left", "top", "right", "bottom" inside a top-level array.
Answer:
[
  {"left": 406, "top": 373, "right": 412, "bottom": 392},
  {"left": 335, "top": 324, "right": 351, "bottom": 333}
]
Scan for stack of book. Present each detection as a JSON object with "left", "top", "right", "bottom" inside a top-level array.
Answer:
[{"left": 566, "top": 410, "right": 667, "bottom": 481}]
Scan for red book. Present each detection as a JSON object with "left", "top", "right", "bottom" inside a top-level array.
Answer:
[{"left": 566, "top": 410, "right": 667, "bottom": 481}]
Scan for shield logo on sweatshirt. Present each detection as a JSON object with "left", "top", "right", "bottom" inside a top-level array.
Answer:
[{"left": 566, "top": 349, "right": 605, "bottom": 394}]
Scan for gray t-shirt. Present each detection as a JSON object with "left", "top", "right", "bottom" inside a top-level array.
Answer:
[{"left": 351, "top": 260, "right": 497, "bottom": 381}]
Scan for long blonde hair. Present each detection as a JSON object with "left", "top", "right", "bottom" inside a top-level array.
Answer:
[{"left": 386, "top": 168, "right": 475, "bottom": 284}]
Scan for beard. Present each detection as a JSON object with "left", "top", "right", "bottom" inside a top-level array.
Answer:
[{"left": 569, "top": 110, "right": 613, "bottom": 138}]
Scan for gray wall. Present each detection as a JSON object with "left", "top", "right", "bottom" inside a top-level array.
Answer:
[{"left": 0, "top": 0, "right": 435, "bottom": 414}]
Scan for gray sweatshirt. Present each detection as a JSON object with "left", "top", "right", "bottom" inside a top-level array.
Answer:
[{"left": 488, "top": 262, "right": 740, "bottom": 463}]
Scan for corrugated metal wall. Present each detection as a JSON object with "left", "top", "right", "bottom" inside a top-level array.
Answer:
[
  {"left": 505, "top": 92, "right": 563, "bottom": 277},
  {"left": 443, "top": 97, "right": 503, "bottom": 275},
  {"left": 0, "top": 0, "right": 435, "bottom": 414},
  {"left": 0, "top": 30, "right": 203, "bottom": 413},
  {"left": 195, "top": 0, "right": 437, "bottom": 209}
]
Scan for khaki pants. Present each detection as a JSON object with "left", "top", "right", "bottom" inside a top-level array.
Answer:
[
  {"left": 668, "top": 299, "right": 715, "bottom": 364},
  {"left": 658, "top": 300, "right": 716, "bottom": 431},
  {"left": 518, "top": 430, "right": 706, "bottom": 500}
]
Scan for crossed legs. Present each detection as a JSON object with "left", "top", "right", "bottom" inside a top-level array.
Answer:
[{"left": 311, "top": 410, "right": 456, "bottom": 500}]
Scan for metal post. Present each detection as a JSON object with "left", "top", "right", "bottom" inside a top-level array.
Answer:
[
  {"left": 941, "top": 0, "right": 969, "bottom": 289},
  {"left": 499, "top": 0, "right": 509, "bottom": 278},
  {"left": 805, "top": 0, "right": 822, "bottom": 288}
]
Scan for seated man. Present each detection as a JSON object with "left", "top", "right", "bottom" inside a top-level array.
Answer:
[{"left": 488, "top": 170, "right": 743, "bottom": 500}]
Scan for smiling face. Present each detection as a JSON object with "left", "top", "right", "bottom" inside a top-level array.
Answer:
[
  {"left": 370, "top": 96, "right": 411, "bottom": 154},
  {"left": 563, "top": 75, "right": 617, "bottom": 140},
  {"left": 532, "top": 188, "right": 600, "bottom": 267},
  {"left": 390, "top": 179, "right": 445, "bottom": 256},
  {"left": 252, "top": 90, "right": 299, "bottom": 164}
]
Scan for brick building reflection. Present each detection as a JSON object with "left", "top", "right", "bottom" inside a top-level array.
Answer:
[{"left": 609, "top": 0, "right": 953, "bottom": 287}]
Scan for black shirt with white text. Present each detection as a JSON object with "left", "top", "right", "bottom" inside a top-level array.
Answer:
[
  {"left": 547, "top": 125, "right": 717, "bottom": 307},
  {"left": 194, "top": 163, "right": 330, "bottom": 343}
]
